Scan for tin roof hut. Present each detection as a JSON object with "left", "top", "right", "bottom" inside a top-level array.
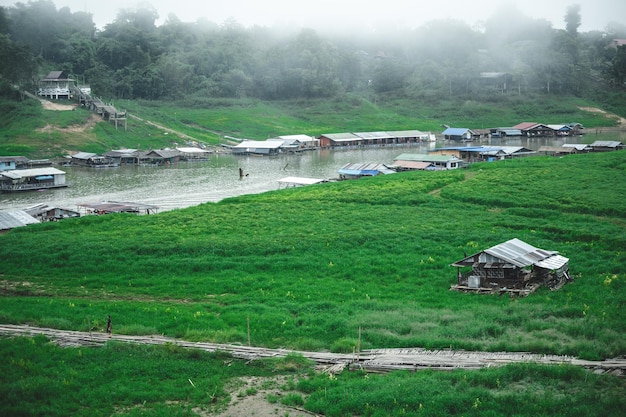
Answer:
[{"left": 450, "top": 238, "right": 571, "bottom": 295}]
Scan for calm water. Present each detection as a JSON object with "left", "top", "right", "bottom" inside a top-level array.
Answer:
[{"left": 1, "top": 132, "right": 623, "bottom": 213}]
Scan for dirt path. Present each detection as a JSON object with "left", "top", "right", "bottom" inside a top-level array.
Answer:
[
  {"left": 129, "top": 114, "right": 199, "bottom": 141},
  {"left": 578, "top": 106, "right": 626, "bottom": 126}
]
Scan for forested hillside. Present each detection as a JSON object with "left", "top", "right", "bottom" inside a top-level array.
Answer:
[{"left": 1, "top": 0, "right": 625, "bottom": 110}]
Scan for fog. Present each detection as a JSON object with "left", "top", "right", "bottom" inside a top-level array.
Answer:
[{"left": 1, "top": 0, "right": 624, "bottom": 31}]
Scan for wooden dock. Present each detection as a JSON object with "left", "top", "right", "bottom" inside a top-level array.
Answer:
[{"left": 0, "top": 324, "right": 623, "bottom": 376}]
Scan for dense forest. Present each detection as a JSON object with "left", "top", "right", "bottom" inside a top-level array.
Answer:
[{"left": 1, "top": 0, "right": 625, "bottom": 103}]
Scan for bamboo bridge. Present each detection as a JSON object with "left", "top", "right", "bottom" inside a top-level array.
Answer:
[{"left": 0, "top": 324, "right": 623, "bottom": 376}]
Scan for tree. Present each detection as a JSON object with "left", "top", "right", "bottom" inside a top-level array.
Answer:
[
  {"left": 565, "top": 4, "right": 581, "bottom": 37},
  {"left": 609, "top": 45, "right": 626, "bottom": 85},
  {"left": 0, "top": 34, "right": 39, "bottom": 96}
]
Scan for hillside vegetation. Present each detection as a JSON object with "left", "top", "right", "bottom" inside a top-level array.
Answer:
[{"left": 0, "top": 93, "right": 623, "bottom": 159}]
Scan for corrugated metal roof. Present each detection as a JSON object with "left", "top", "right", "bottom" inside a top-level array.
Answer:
[
  {"left": 394, "top": 153, "right": 461, "bottom": 162},
  {"left": 590, "top": 141, "right": 623, "bottom": 148},
  {"left": 176, "top": 147, "right": 211, "bottom": 154},
  {"left": 537, "top": 146, "right": 576, "bottom": 153},
  {"left": 498, "top": 129, "right": 523, "bottom": 136},
  {"left": 354, "top": 132, "right": 394, "bottom": 140},
  {"left": 278, "top": 176, "right": 325, "bottom": 185},
  {"left": 338, "top": 162, "right": 395, "bottom": 176},
  {"left": 535, "top": 254, "right": 569, "bottom": 270},
  {"left": 320, "top": 133, "right": 360, "bottom": 140},
  {"left": 386, "top": 130, "right": 428, "bottom": 137},
  {"left": 392, "top": 161, "right": 435, "bottom": 170},
  {"left": 233, "top": 140, "right": 283, "bottom": 149},
  {"left": 142, "top": 149, "right": 180, "bottom": 158},
  {"left": 0, "top": 211, "right": 39, "bottom": 230},
  {"left": 562, "top": 144, "right": 590, "bottom": 150},
  {"left": 512, "top": 122, "right": 539, "bottom": 130},
  {"left": 442, "top": 128, "right": 472, "bottom": 136},
  {"left": 485, "top": 238, "right": 557, "bottom": 268},
  {"left": 0, "top": 156, "right": 29, "bottom": 163},
  {"left": 277, "top": 134, "right": 316, "bottom": 143},
  {"left": 72, "top": 152, "right": 98, "bottom": 159},
  {"left": 1, "top": 167, "right": 65, "bottom": 179},
  {"left": 546, "top": 124, "right": 571, "bottom": 131}
]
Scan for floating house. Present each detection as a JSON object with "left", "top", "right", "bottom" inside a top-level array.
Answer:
[
  {"left": 566, "top": 123, "right": 584, "bottom": 135},
  {"left": 77, "top": 201, "right": 159, "bottom": 215},
  {"left": 70, "top": 152, "right": 118, "bottom": 168},
  {"left": 490, "top": 128, "right": 522, "bottom": 138},
  {"left": 23, "top": 203, "right": 80, "bottom": 221},
  {"left": 450, "top": 238, "right": 571, "bottom": 295},
  {"left": 0, "top": 156, "right": 30, "bottom": 171},
  {"left": 442, "top": 128, "right": 476, "bottom": 141},
  {"left": 546, "top": 124, "right": 572, "bottom": 136},
  {"left": 562, "top": 143, "right": 592, "bottom": 152},
  {"left": 274, "top": 134, "right": 319, "bottom": 149},
  {"left": 393, "top": 153, "right": 462, "bottom": 170},
  {"left": 512, "top": 122, "right": 553, "bottom": 137},
  {"left": 0, "top": 167, "right": 67, "bottom": 192},
  {"left": 318, "top": 133, "right": 361, "bottom": 148},
  {"left": 537, "top": 146, "right": 578, "bottom": 156},
  {"left": 430, "top": 146, "right": 535, "bottom": 163},
  {"left": 589, "top": 141, "right": 624, "bottom": 152},
  {"left": 176, "top": 147, "right": 213, "bottom": 160},
  {"left": 231, "top": 140, "right": 284, "bottom": 155},
  {"left": 386, "top": 130, "right": 436, "bottom": 143},
  {"left": 319, "top": 130, "right": 436, "bottom": 148},
  {"left": 0, "top": 210, "right": 39, "bottom": 232},
  {"left": 277, "top": 176, "right": 326, "bottom": 189},
  {"left": 338, "top": 162, "right": 395, "bottom": 179},
  {"left": 138, "top": 149, "right": 181, "bottom": 165},
  {"left": 104, "top": 149, "right": 141, "bottom": 165}
]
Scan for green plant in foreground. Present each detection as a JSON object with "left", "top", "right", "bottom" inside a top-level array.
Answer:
[
  {"left": 0, "top": 152, "right": 624, "bottom": 359},
  {"left": 0, "top": 151, "right": 625, "bottom": 416}
]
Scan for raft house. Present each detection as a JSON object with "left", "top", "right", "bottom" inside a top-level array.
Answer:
[
  {"left": 0, "top": 167, "right": 68, "bottom": 192},
  {"left": 77, "top": 201, "right": 159, "bottom": 216},
  {"left": 277, "top": 177, "right": 327, "bottom": 189}
]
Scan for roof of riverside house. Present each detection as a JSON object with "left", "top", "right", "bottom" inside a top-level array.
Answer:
[
  {"left": 512, "top": 122, "right": 540, "bottom": 130},
  {"left": 0, "top": 210, "right": 39, "bottom": 230},
  {"left": 1, "top": 167, "right": 66, "bottom": 179},
  {"left": 451, "top": 238, "right": 566, "bottom": 269},
  {"left": 338, "top": 162, "right": 395, "bottom": 176},
  {"left": 71, "top": 152, "right": 99, "bottom": 160},
  {"left": 394, "top": 153, "right": 461, "bottom": 162},
  {"left": 319, "top": 133, "right": 361, "bottom": 141},
  {"left": 442, "top": 127, "right": 473, "bottom": 136}
]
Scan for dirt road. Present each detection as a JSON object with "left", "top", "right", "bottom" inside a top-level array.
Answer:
[{"left": 0, "top": 324, "right": 623, "bottom": 376}]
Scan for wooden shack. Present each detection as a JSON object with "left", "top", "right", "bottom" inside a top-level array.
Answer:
[{"left": 450, "top": 238, "right": 571, "bottom": 295}]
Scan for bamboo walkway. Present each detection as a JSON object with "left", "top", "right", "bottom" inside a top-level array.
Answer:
[{"left": 0, "top": 324, "right": 623, "bottom": 376}]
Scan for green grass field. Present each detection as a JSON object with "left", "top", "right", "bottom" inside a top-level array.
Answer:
[
  {"left": 1, "top": 146, "right": 625, "bottom": 416},
  {"left": 1, "top": 152, "right": 624, "bottom": 358}
]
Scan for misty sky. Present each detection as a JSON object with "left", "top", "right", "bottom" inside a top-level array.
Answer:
[{"left": 1, "top": 0, "right": 624, "bottom": 32}]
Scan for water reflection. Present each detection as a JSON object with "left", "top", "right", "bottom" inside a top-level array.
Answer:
[{"left": 1, "top": 132, "right": 623, "bottom": 213}]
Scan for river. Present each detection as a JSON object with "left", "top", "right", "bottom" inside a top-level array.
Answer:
[{"left": 1, "top": 132, "right": 623, "bottom": 213}]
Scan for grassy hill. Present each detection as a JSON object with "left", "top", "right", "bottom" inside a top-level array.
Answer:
[
  {"left": 1, "top": 150, "right": 625, "bottom": 416},
  {"left": 1, "top": 151, "right": 624, "bottom": 358},
  {"left": 1, "top": 91, "right": 625, "bottom": 416},
  {"left": 0, "top": 93, "right": 623, "bottom": 159}
]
